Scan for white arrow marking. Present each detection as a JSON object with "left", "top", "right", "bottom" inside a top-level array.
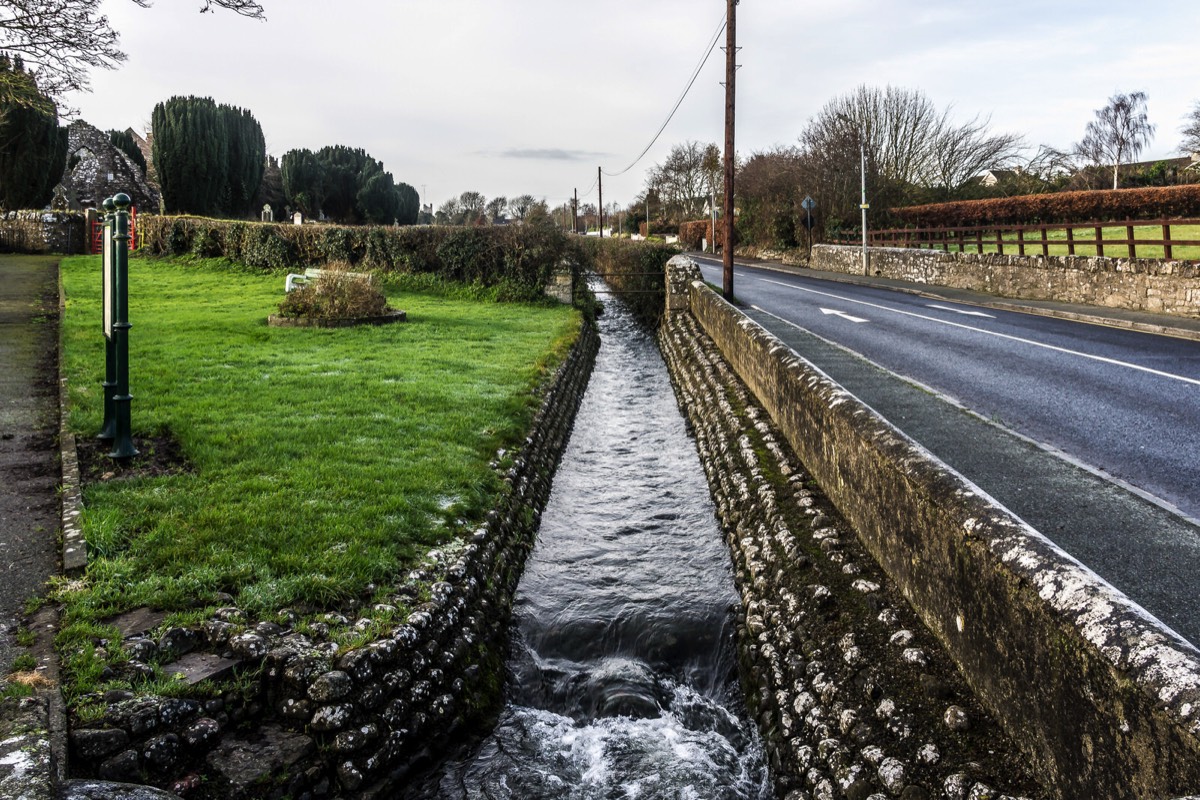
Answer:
[
  {"left": 927, "top": 304, "right": 995, "bottom": 318},
  {"left": 820, "top": 307, "right": 869, "bottom": 323}
]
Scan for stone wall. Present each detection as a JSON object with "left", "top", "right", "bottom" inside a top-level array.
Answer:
[
  {"left": 0, "top": 210, "right": 88, "bottom": 255},
  {"left": 666, "top": 256, "right": 1200, "bottom": 798},
  {"left": 66, "top": 320, "right": 600, "bottom": 797},
  {"left": 659, "top": 286, "right": 1044, "bottom": 798},
  {"left": 812, "top": 244, "right": 1200, "bottom": 318}
]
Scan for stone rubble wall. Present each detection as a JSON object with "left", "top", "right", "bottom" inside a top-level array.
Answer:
[
  {"left": 660, "top": 296, "right": 1042, "bottom": 799},
  {"left": 66, "top": 320, "right": 600, "bottom": 797},
  {"left": 665, "top": 255, "right": 1200, "bottom": 799},
  {"left": 0, "top": 211, "right": 88, "bottom": 255},
  {"left": 812, "top": 244, "right": 1200, "bottom": 318}
]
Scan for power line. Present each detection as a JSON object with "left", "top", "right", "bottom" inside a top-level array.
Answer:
[{"left": 600, "top": 12, "right": 728, "bottom": 180}]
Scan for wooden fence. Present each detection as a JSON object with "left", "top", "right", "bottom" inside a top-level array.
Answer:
[{"left": 831, "top": 218, "right": 1200, "bottom": 260}]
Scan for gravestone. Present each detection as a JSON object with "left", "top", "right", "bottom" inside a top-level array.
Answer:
[
  {"left": 292, "top": 211, "right": 303, "bottom": 226},
  {"left": 261, "top": 204, "right": 273, "bottom": 223}
]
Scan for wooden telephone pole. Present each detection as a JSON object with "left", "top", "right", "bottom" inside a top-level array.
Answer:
[
  {"left": 722, "top": 0, "right": 738, "bottom": 301},
  {"left": 598, "top": 167, "right": 604, "bottom": 238}
]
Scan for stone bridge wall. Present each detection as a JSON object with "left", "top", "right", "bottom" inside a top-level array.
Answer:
[
  {"left": 666, "top": 255, "right": 1200, "bottom": 799},
  {"left": 812, "top": 244, "right": 1200, "bottom": 318}
]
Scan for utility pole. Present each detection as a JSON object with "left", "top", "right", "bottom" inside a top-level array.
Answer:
[
  {"left": 573, "top": 189, "right": 578, "bottom": 234},
  {"left": 598, "top": 167, "right": 604, "bottom": 238},
  {"left": 722, "top": 0, "right": 738, "bottom": 301},
  {"left": 858, "top": 135, "right": 869, "bottom": 275}
]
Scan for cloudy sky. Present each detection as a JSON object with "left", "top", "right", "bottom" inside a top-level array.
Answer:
[{"left": 72, "top": 0, "right": 1200, "bottom": 213}]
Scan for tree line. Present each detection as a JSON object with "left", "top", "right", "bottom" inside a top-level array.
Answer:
[{"left": 638, "top": 86, "right": 1200, "bottom": 250}]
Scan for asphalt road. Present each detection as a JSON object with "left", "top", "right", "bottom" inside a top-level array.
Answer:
[{"left": 691, "top": 254, "right": 1200, "bottom": 645}]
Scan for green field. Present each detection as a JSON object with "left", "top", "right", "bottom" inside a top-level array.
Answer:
[
  {"left": 56, "top": 256, "right": 579, "bottom": 702},
  {"left": 905, "top": 223, "right": 1200, "bottom": 260}
]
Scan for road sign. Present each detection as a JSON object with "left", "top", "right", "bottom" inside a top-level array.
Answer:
[{"left": 801, "top": 195, "right": 815, "bottom": 211}]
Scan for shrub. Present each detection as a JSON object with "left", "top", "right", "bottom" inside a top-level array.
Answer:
[{"left": 277, "top": 261, "right": 390, "bottom": 319}]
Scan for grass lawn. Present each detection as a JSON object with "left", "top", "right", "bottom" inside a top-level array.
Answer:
[
  {"left": 55, "top": 256, "right": 580, "bottom": 700},
  {"left": 909, "top": 223, "right": 1200, "bottom": 260}
]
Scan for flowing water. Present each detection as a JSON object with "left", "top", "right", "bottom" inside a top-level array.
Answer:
[{"left": 423, "top": 293, "right": 771, "bottom": 799}]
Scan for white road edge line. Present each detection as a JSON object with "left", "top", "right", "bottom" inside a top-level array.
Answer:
[
  {"left": 927, "top": 303, "right": 995, "bottom": 318},
  {"left": 757, "top": 277, "right": 1200, "bottom": 388}
]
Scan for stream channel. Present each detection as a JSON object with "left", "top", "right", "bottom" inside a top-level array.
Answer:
[{"left": 418, "top": 292, "right": 772, "bottom": 798}]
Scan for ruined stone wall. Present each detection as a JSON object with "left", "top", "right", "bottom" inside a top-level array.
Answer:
[
  {"left": 812, "top": 244, "right": 1200, "bottom": 318},
  {"left": 67, "top": 320, "right": 600, "bottom": 797},
  {"left": 665, "top": 256, "right": 1200, "bottom": 799},
  {"left": 0, "top": 210, "right": 87, "bottom": 255}
]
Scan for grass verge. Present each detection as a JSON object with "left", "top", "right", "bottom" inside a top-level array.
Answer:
[{"left": 55, "top": 255, "right": 580, "bottom": 702}]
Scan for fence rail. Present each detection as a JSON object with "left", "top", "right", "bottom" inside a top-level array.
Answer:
[{"left": 832, "top": 218, "right": 1200, "bottom": 261}]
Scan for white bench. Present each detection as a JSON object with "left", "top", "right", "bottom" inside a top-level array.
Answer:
[{"left": 285, "top": 267, "right": 374, "bottom": 292}]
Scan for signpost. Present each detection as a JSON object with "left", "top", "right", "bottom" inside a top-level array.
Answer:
[
  {"left": 801, "top": 195, "right": 816, "bottom": 258},
  {"left": 102, "top": 194, "right": 138, "bottom": 459}
]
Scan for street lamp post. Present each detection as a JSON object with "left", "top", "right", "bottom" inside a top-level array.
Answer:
[
  {"left": 837, "top": 113, "right": 870, "bottom": 276},
  {"left": 857, "top": 134, "right": 869, "bottom": 275}
]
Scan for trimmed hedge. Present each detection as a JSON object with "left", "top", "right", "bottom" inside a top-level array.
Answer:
[
  {"left": 136, "top": 216, "right": 572, "bottom": 300},
  {"left": 894, "top": 184, "right": 1200, "bottom": 228},
  {"left": 577, "top": 237, "right": 677, "bottom": 327},
  {"left": 678, "top": 219, "right": 731, "bottom": 251}
]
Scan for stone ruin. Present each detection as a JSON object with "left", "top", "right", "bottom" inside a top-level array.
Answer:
[{"left": 54, "top": 121, "right": 160, "bottom": 214}]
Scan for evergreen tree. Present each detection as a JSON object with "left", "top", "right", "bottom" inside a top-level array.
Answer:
[
  {"left": 280, "top": 148, "right": 325, "bottom": 217},
  {"left": 150, "top": 95, "right": 265, "bottom": 217},
  {"left": 317, "top": 145, "right": 371, "bottom": 223},
  {"left": 152, "top": 96, "right": 228, "bottom": 215},
  {"left": 282, "top": 143, "right": 418, "bottom": 225},
  {"left": 222, "top": 104, "right": 265, "bottom": 216},
  {"left": 0, "top": 56, "right": 67, "bottom": 210},
  {"left": 108, "top": 128, "right": 147, "bottom": 173},
  {"left": 396, "top": 182, "right": 419, "bottom": 225}
]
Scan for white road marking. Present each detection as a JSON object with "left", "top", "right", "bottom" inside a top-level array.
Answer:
[
  {"left": 755, "top": 278, "right": 1200, "bottom": 388},
  {"left": 927, "top": 304, "right": 995, "bottom": 318},
  {"left": 820, "top": 308, "right": 869, "bottom": 323}
]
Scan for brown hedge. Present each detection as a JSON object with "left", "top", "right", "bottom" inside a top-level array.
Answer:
[
  {"left": 894, "top": 184, "right": 1200, "bottom": 228},
  {"left": 136, "top": 216, "right": 572, "bottom": 300},
  {"left": 678, "top": 219, "right": 730, "bottom": 251}
]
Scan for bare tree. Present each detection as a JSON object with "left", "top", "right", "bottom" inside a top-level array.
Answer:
[
  {"left": 926, "top": 114, "right": 1024, "bottom": 199},
  {"left": 458, "top": 190, "right": 485, "bottom": 223},
  {"left": 485, "top": 195, "right": 507, "bottom": 222},
  {"left": 1180, "top": 102, "right": 1200, "bottom": 157},
  {"left": 508, "top": 194, "right": 536, "bottom": 220},
  {"left": 647, "top": 140, "right": 716, "bottom": 220},
  {"left": 435, "top": 197, "right": 461, "bottom": 225},
  {"left": 797, "top": 85, "right": 1023, "bottom": 224},
  {"left": 1, "top": 0, "right": 265, "bottom": 104},
  {"left": 1073, "top": 91, "right": 1155, "bottom": 190}
]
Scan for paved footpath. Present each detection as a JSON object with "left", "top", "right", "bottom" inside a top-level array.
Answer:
[{"left": 0, "top": 254, "right": 61, "bottom": 676}]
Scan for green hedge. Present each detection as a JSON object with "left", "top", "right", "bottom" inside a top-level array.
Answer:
[
  {"left": 577, "top": 237, "right": 677, "bottom": 327},
  {"left": 893, "top": 184, "right": 1200, "bottom": 228},
  {"left": 137, "top": 216, "right": 572, "bottom": 300}
]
